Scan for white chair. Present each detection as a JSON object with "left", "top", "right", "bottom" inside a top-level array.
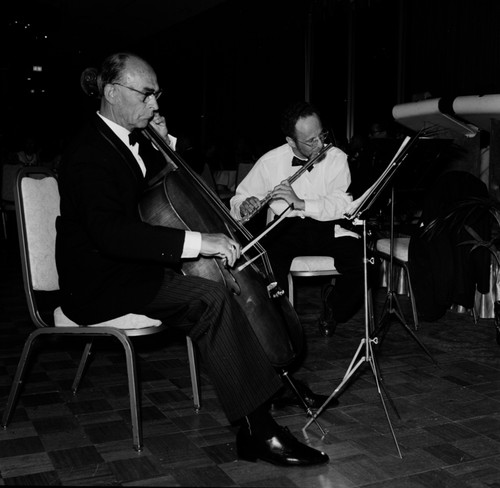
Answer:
[
  {"left": 287, "top": 251, "right": 375, "bottom": 334},
  {"left": 265, "top": 204, "right": 342, "bottom": 308},
  {"left": 374, "top": 237, "right": 419, "bottom": 329},
  {"left": 1, "top": 167, "right": 201, "bottom": 452},
  {"left": 287, "top": 256, "right": 340, "bottom": 307},
  {"left": 1, "top": 163, "right": 23, "bottom": 239},
  {"left": 286, "top": 224, "right": 362, "bottom": 308}
]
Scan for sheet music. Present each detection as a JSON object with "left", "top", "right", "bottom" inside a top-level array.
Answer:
[{"left": 344, "top": 136, "right": 412, "bottom": 220}]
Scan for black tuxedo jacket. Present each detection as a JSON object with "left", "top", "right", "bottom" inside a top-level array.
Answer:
[{"left": 56, "top": 115, "right": 186, "bottom": 324}]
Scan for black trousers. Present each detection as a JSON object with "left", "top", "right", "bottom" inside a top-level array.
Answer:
[
  {"left": 262, "top": 217, "right": 365, "bottom": 323},
  {"left": 135, "top": 270, "right": 283, "bottom": 423}
]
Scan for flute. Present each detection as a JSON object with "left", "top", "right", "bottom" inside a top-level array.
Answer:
[{"left": 240, "top": 142, "right": 333, "bottom": 224}]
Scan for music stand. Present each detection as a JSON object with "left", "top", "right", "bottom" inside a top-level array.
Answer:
[{"left": 302, "top": 133, "right": 424, "bottom": 458}]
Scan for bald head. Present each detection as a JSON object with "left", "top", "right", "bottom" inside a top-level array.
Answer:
[{"left": 98, "top": 53, "right": 161, "bottom": 131}]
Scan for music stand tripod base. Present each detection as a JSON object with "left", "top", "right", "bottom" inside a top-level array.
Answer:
[{"left": 302, "top": 219, "right": 403, "bottom": 459}]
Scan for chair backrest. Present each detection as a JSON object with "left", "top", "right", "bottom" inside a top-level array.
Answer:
[
  {"left": 15, "top": 167, "right": 60, "bottom": 302},
  {"left": 1, "top": 164, "right": 23, "bottom": 203}
]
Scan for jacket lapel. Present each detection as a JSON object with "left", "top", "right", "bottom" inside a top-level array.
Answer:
[{"left": 93, "top": 116, "right": 144, "bottom": 183}]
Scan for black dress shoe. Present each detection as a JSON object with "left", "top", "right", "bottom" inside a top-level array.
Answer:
[
  {"left": 318, "top": 317, "right": 337, "bottom": 337},
  {"left": 236, "top": 423, "right": 329, "bottom": 466},
  {"left": 272, "top": 381, "right": 338, "bottom": 410}
]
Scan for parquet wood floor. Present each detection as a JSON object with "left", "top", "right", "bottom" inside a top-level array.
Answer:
[{"left": 1, "top": 235, "right": 500, "bottom": 487}]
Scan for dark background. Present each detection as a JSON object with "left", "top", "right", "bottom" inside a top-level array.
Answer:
[{"left": 2, "top": 0, "right": 500, "bottom": 168}]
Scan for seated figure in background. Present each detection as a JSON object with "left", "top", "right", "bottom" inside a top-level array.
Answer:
[{"left": 230, "top": 101, "right": 365, "bottom": 337}]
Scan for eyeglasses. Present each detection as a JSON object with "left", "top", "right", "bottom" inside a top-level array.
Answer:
[
  {"left": 296, "top": 130, "right": 329, "bottom": 148},
  {"left": 113, "top": 83, "right": 163, "bottom": 103}
]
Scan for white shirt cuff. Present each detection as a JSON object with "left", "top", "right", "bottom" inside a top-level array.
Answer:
[{"left": 182, "top": 231, "right": 202, "bottom": 258}]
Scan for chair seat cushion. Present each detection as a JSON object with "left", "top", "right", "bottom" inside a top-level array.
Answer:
[
  {"left": 376, "top": 237, "right": 410, "bottom": 262},
  {"left": 290, "top": 256, "right": 336, "bottom": 272},
  {"left": 54, "top": 307, "right": 161, "bottom": 329}
]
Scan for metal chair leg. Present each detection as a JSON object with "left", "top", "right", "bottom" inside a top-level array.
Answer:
[
  {"left": 471, "top": 306, "right": 478, "bottom": 325},
  {"left": 402, "top": 262, "right": 419, "bottom": 330},
  {"left": 113, "top": 333, "right": 142, "bottom": 452},
  {"left": 2, "top": 329, "right": 41, "bottom": 427},
  {"left": 186, "top": 336, "right": 201, "bottom": 412},
  {"left": 287, "top": 274, "right": 294, "bottom": 306},
  {"left": 72, "top": 341, "right": 93, "bottom": 394}
]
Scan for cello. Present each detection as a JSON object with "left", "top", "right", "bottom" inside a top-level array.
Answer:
[
  {"left": 79, "top": 65, "right": 302, "bottom": 367},
  {"left": 139, "top": 125, "right": 304, "bottom": 370}
]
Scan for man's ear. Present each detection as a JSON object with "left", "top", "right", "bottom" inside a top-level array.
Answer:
[
  {"left": 103, "top": 83, "right": 116, "bottom": 104},
  {"left": 286, "top": 136, "right": 296, "bottom": 149}
]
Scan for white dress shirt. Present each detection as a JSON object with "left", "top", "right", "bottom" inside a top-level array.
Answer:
[
  {"left": 230, "top": 143, "right": 360, "bottom": 238},
  {"left": 230, "top": 143, "right": 353, "bottom": 222}
]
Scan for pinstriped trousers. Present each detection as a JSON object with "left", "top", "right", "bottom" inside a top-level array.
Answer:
[{"left": 137, "top": 270, "right": 283, "bottom": 423}]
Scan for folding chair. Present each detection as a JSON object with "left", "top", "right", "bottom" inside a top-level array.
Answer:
[
  {"left": 374, "top": 236, "right": 419, "bottom": 329},
  {"left": 287, "top": 256, "right": 341, "bottom": 307},
  {"left": 1, "top": 167, "right": 200, "bottom": 452}
]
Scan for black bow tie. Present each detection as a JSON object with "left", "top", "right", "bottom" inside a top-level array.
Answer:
[
  {"left": 292, "top": 156, "right": 313, "bottom": 172},
  {"left": 128, "top": 130, "right": 151, "bottom": 178},
  {"left": 128, "top": 130, "right": 142, "bottom": 147}
]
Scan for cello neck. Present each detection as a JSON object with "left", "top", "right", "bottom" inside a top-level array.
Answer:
[{"left": 143, "top": 125, "right": 255, "bottom": 242}]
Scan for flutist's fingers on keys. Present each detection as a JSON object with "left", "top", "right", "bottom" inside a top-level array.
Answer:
[
  {"left": 271, "top": 181, "right": 304, "bottom": 211},
  {"left": 239, "top": 197, "right": 261, "bottom": 219}
]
